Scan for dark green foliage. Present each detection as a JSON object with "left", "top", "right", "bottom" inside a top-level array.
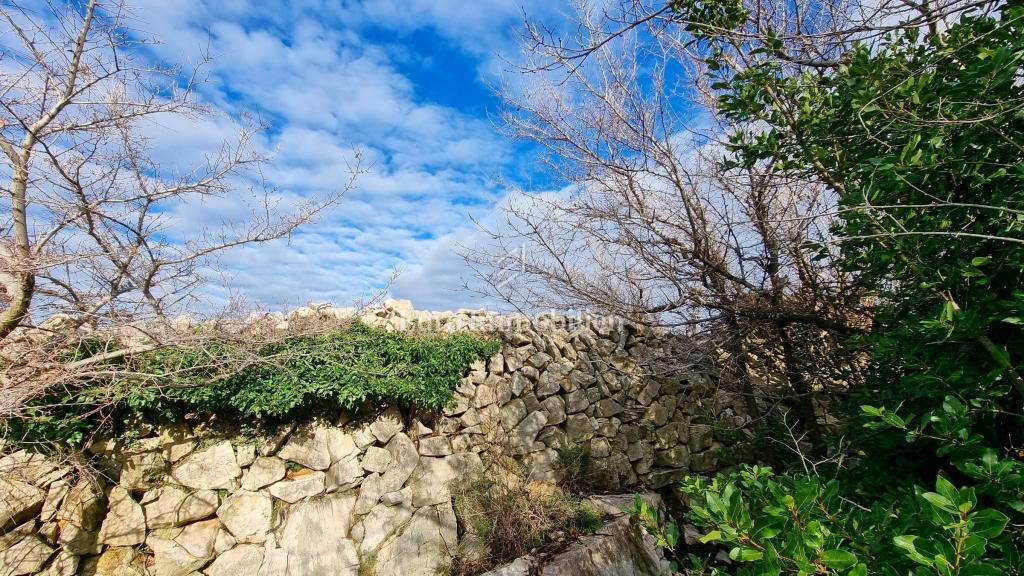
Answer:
[
  {"left": 10, "top": 322, "right": 501, "bottom": 448},
  {"left": 631, "top": 2, "right": 1024, "bottom": 574}
]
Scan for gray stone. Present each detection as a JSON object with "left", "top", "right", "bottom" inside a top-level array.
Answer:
[
  {"left": 409, "top": 453, "right": 483, "bottom": 507},
  {"left": 241, "top": 457, "right": 286, "bottom": 491},
  {"left": 144, "top": 486, "right": 218, "bottom": 528},
  {"left": 147, "top": 518, "right": 222, "bottom": 576},
  {"left": 535, "top": 372, "right": 562, "bottom": 398},
  {"left": 327, "top": 429, "right": 358, "bottom": 463},
  {"left": 277, "top": 494, "right": 359, "bottom": 576},
  {"left": 327, "top": 456, "right": 363, "bottom": 491},
  {"left": 688, "top": 424, "right": 714, "bottom": 452},
  {"left": 689, "top": 450, "right": 718, "bottom": 473},
  {"left": 119, "top": 451, "right": 168, "bottom": 490},
  {"left": 360, "top": 447, "right": 391, "bottom": 474},
  {"left": 654, "top": 446, "right": 690, "bottom": 468},
  {"left": 87, "top": 546, "right": 146, "bottom": 576},
  {"left": 234, "top": 444, "right": 257, "bottom": 468},
  {"left": 565, "top": 390, "right": 590, "bottom": 414},
  {"left": 353, "top": 473, "right": 384, "bottom": 515},
  {"left": 499, "top": 399, "right": 527, "bottom": 430},
  {"left": 637, "top": 381, "right": 661, "bottom": 406},
  {"left": 217, "top": 491, "right": 272, "bottom": 543},
  {"left": 371, "top": 503, "right": 458, "bottom": 576},
  {"left": 528, "top": 352, "right": 552, "bottom": 369},
  {"left": 542, "top": 396, "right": 566, "bottom": 426},
  {"left": 256, "top": 423, "right": 294, "bottom": 457},
  {"left": 647, "top": 469, "right": 686, "bottom": 489},
  {"left": 380, "top": 433, "right": 419, "bottom": 493},
  {"left": 0, "top": 478, "right": 44, "bottom": 531},
  {"left": 277, "top": 428, "right": 332, "bottom": 471},
  {"left": 510, "top": 411, "right": 548, "bottom": 455},
  {"left": 566, "top": 414, "right": 596, "bottom": 442},
  {"left": 538, "top": 514, "right": 668, "bottom": 575},
  {"left": 171, "top": 441, "right": 241, "bottom": 490},
  {"left": 98, "top": 486, "right": 146, "bottom": 546},
  {"left": 510, "top": 373, "right": 528, "bottom": 396},
  {"left": 590, "top": 437, "right": 612, "bottom": 458},
  {"left": 481, "top": 557, "right": 536, "bottom": 576},
  {"left": 595, "top": 399, "right": 624, "bottom": 418},
  {"left": 381, "top": 491, "right": 405, "bottom": 506},
  {"left": 352, "top": 425, "right": 376, "bottom": 449},
  {"left": 39, "top": 479, "right": 68, "bottom": 523},
  {"left": 474, "top": 382, "right": 498, "bottom": 408},
  {"left": 268, "top": 472, "right": 326, "bottom": 503},
  {"left": 418, "top": 436, "right": 453, "bottom": 457},
  {"left": 205, "top": 544, "right": 265, "bottom": 576},
  {"left": 358, "top": 500, "right": 413, "bottom": 556},
  {"left": 488, "top": 353, "right": 505, "bottom": 374},
  {"left": 369, "top": 408, "right": 404, "bottom": 444}
]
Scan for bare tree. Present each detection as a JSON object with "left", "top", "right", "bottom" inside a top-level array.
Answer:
[
  {"left": 0, "top": 0, "right": 361, "bottom": 418},
  {"left": 463, "top": 0, "right": 887, "bottom": 444}
]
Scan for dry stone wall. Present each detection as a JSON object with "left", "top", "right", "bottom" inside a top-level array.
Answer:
[{"left": 0, "top": 302, "right": 752, "bottom": 576}]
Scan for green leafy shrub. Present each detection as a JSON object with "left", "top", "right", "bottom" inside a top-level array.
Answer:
[{"left": 9, "top": 321, "right": 501, "bottom": 447}]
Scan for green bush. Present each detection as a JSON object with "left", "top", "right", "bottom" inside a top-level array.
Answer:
[{"left": 9, "top": 321, "right": 502, "bottom": 447}]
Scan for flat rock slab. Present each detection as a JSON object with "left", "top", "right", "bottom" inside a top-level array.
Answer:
[
  {"left": 268, "top": 472, "right": 325, "bottom": 503},
  {"left": 371, "top": 502, "right": 457, "bottom": 576},
  {"left": 275, "top": 493, "right": 359, "bottom": 576},
  {"left": 171, "top": 441, "right": 240, "bottom": 490},
  {"left": 205, "top": 544, "right": 265, "bottom": 576},
  {"left": 241, "top": 457, "right": 286, "bottom": 491},
  {"left": 98, "top": 486, "right": 146, "bottom": 546},
  {"left": 144, "top": 486, "right": 218, "bottom": 528},
  {"left": 217, "top": 491, "right": 272, "bottom": 543},
  {"left": 0, "top": 478, "right": 45, "bottom": 531}
]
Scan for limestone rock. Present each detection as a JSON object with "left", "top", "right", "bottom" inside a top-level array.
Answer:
[
  {"left": 277, "top": 428, "right": 332, "bottom": 471},
  {"left": 0, "top": 478, "right": 45, "bottom": 531},
  {"left": 359, "top": 447, "right": 391, "bottom": 474},
  {"left": 353, "top": 473, "right": 384, "bottom": 515},
  {"left": 98, "top": 486, "right": 146, "bottom": 546},
  {"left": 268, "top": 471, "right": 326, "bottom": 503},
  {"left": 566, "top": 414, "right": 596, "bottom": 442},
  {"left": 380, "top": 433, "right": 418, "bottom": 493},
  {"left": 39, "top": 550, "right": 77, "bottom": 576},
  {"left": 565, "top": 390, "right": 590, "bottom": 414},
  {"left": 326, "top": 456, "right": 363, "bottom": 491},
  {"left": 57, "top": 476, "right": 105, "bottom": 555},
  {"left": 240, "top": 457, "right": 286, "bottom": 491},
  {"left": 371, "top": 502, "right": 458, "bottom": 576},
  {"left": 144, "top": 486, "right": 218, "bottom": 528},
  {"left": 85, "top": 546, "right": 146, "bottom": 576},
  {"left": 171, "top": 441, "right": 241, "bottom": 490},
  {"left": 234, "top": 444, "right": 257, "bottom": 468},
  {"left": 595, "top": 399, "right": 624, "bottom": 418},
  {"left": 147, "top": 518, "right": 222, "bottom": 576},
  {"left": 369, "top": 408, "right": 404, "bottom": 444},
  {"left": 481, "top": 557, "right": 536, "bottom": 576},
  {"left": 688, "top": 424, "right": 714, "bottom": 452},
  {"left": 326, "top": 429, "right": 358, "bottom": 463},
  {"left": 0, "top": 534, "right": 53, "bottom": 576},
  {"left": 409, "top": 453, "right": 483, "bottom": 507},
  {"left": 510, "top": 411, "right": 548, "bottom": 455},
  {"left": 204, "top": 544, "right": 265, "bottom": 576},
  {"left": 538, "top": 514, "right": 668, "bottom": 575},
  {"left": 39, "top": 480, "right": 68, "bottom": 523},
  {"left": 119, "top": 451, "right": 168, "bottom": 490},
  {"left": 217, "top": 491, "right": 272, "bottom": 543},
  {"left": 418, "top": 436, "right": 452, "bottom": 457},
  {"left": 357, "top": 500, "right": 413, "bottom": 556},
  {"left": 277, "top": 494, "right": 359, "bottom": 576},
  {"left": 542, "top": 396, "right": 566, "bottom": 426}
]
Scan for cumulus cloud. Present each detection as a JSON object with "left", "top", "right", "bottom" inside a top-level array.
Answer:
[{"left": 101, "top": 0, "right": 555, "bottom": 311}]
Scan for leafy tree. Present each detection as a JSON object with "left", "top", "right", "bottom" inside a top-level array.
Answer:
[{"left": 632, "top": 1, "right": 1024, "bottom": 574}]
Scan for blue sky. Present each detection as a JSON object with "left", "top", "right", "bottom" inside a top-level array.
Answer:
[{"left": 126, "top": 0, "right": 564, "bottom": 311}]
